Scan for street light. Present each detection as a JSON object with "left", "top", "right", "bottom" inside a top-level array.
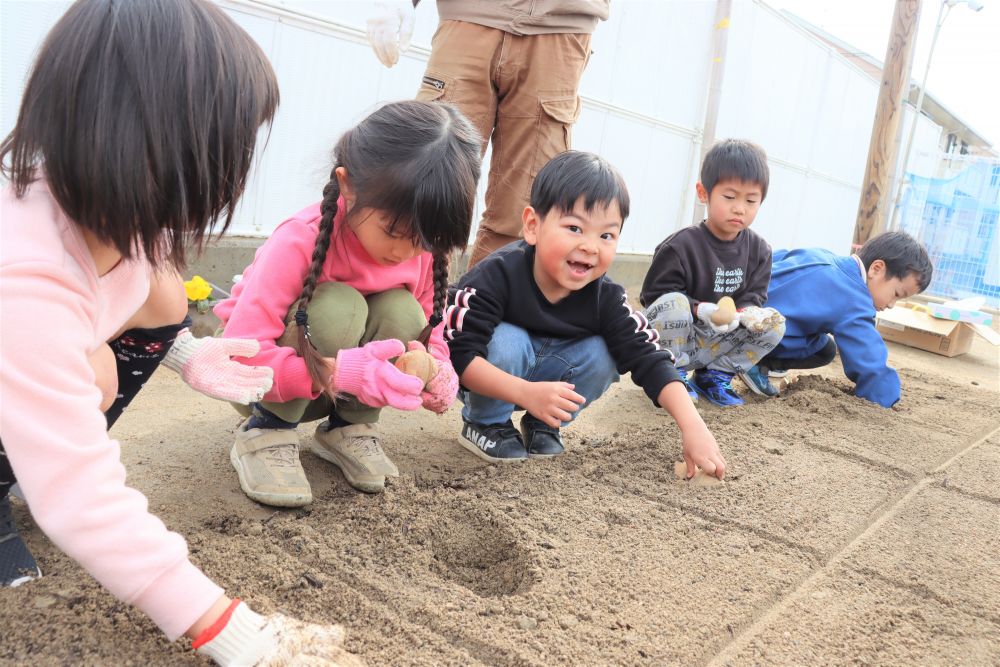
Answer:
[{"left": 889, "top": 0, "right": 984, "bottom": 230}]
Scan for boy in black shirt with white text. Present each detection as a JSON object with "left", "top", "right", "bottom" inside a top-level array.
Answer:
[
  {"left": 445, "top": 151, "right": 726, "bottom": 480},
  {"left": 640, "top": 139, "right": 785, "bottom": 407}
]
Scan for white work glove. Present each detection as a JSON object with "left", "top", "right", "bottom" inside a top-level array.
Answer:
[
  {"left": 162, "top": 330, "right": 274, "bottom": 404},
  {"left": 737, "top": 306, "right": 786, "bottom": 334},
  {"left": 194, "top": 602, "right": 365, "bottom": 666},
  {"left": 695, "top": 303, "right": 740, "bottom": 334},
  {"left": 366, "top": 1, "right": 416, "bottom": 67}
]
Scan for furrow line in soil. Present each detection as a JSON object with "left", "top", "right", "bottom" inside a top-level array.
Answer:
[{"left": 704, "top": 422, "right": 1000, "bottom": 666}]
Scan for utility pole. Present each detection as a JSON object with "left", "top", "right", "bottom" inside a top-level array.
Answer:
[{"left": 852, "top": 0, "right": 922, "bottom": 249}]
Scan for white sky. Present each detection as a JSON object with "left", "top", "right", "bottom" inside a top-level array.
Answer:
[{"left": 763, "top": 0, "right": 1000, "bottom": 148}]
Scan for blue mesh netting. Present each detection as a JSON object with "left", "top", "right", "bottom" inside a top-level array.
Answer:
[{"left": 899, "top": 159, "right": 1000, "bottom": 308}]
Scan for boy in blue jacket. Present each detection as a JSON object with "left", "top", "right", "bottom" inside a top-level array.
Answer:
[{"left": 749, "top": 231, "right": 932, "bottom": 407}]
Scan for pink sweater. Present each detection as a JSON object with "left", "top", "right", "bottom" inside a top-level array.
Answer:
[
  {"left": 214, "top": 200, "right": 449, "bottom": 400},
  {"left": 0, "top": 182, "right": 223, "bottom": 640}
]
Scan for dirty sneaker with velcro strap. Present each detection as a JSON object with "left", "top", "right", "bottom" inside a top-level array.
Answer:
[
  {"left": 312, "top": 422, "right": 398, "bottom": 494},
  {"left": 230, "top": 421, "right": 312, "bottom": 507}
]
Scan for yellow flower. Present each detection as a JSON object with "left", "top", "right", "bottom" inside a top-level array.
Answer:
[{"left": 184, "top": 275, "right": 213, "bottom": 302}]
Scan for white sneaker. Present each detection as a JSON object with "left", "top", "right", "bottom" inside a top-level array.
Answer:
[
  {"left": 230, "top": 422, "right": 312, "bottom": 507},
  {"left": 311, "top": 422, "right": 397, "bottom": 493}
]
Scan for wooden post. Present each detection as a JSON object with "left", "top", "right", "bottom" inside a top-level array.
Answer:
[{"left": 852, "top": 0, "right": 922, "bottom": 249}]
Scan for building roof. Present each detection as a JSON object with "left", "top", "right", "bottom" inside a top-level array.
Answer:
[{"left": 779, "top": 9, "right": 994, "bottom": 154}]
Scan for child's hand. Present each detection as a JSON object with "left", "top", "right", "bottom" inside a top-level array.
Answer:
[
  {"left": 522, "top": 381, "right": 585, "bottom": 428},
  {"left": 696, "top": 302, "right": 739, "bottom": 334},
  {"left": 681, "top": 421, "right": 726, "bottom": 480},
  {"left": 405, "top": 341, "right": 458, "bottom": 414},
  {"left": 162, "top": 330, "right": 274, "bottom": 404},
  {"left": 333, "top": 339, "right": 423, "bottom": 410},
  {"left": 194, "top": 601, "right": 364, "bottom": 666}
]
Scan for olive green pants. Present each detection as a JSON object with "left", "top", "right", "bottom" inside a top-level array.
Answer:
[{"left": 230, "top": 283, "right": 427, "bottom": 425}]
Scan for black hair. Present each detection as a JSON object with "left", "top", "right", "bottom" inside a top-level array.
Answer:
[
  {"left": 530, "top": 150, "right": 630, "bottom": 223},
  {"left": 857, "top": 231, "right": 933, "bottom": 292},
  {"left": 700, "top": 139, "right": 770, "bottom": 200},
  {"left": 0, "top": 0, "right": 279, "bottom": 269},
  {"left": 296, "top": 101, "right": 482, "bottom": 393}
]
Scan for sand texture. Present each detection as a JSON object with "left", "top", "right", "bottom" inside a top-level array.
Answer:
[{"left": 1, "top": 334, "right": 998, "bottom": 666}]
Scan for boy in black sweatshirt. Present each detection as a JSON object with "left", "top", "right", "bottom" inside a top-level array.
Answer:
[
  {"left": 445, "top": 151, "right": 725, "bottom": 480},
  {"left": 640, "top": 139, "right": 785, "bottom": 407}
]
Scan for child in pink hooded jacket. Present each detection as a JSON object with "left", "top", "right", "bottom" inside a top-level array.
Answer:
[{"left": 0, "top": 1, "right": 360, "bottom": 664}]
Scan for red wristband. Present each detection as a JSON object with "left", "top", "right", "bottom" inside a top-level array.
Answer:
[{"left": 191, "top": 598, "right": 242, "bottom": 649}]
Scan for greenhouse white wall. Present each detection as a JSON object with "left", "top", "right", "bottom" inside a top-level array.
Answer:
[{"left": 1, "top": 0, "right": 945, "bottom": 255}]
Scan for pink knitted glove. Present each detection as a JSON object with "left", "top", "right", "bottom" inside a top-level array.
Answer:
[
  {"left": 333, "top": 339, "right": 423, "bottom": 410},
  {"left": 406, "top": 341, "right": 458, "bottom": 414},
  {"left": 162, "top": 330, "right": 274, "bottom": 404}
]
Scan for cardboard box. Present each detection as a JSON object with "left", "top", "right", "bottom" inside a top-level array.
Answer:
[{"left": 876, "top": 306, "right": 1000, "bottom": 357}]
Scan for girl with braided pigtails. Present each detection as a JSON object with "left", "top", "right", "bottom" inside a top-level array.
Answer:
[{"left": 216, "top": 100, "right": 481, "bottom": 504}]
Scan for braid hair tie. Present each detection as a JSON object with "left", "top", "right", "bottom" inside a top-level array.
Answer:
[{"left": 294, "top": 308, "right": 314, "bottom": 345}]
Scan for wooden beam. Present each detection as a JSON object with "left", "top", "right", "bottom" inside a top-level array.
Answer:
[{"left": 852, "top": 0, "right": 922, "bottom": 249}]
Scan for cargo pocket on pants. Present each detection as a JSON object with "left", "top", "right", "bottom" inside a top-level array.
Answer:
[
  {"left": 416, "top": 71, "right": 452, "bottom": 102},
  {"left": 534, "top": 95, "right": 582, "bottom": 178}
]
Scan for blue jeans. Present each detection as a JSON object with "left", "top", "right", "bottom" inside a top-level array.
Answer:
[{"left": 462, "top": 323, "right": 619, "bottom": 426}]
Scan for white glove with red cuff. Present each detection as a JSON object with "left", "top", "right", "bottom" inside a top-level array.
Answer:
[
  {"left": 162, "top": 330, "right": 273, "bottom": 404},
  {"left": 193, "top": 600, "right": 364, "bottom": 666}
]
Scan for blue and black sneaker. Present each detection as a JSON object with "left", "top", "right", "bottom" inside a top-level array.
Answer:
[
  {"left": 677, "top": 368, "right": 699, "bottom": 403},
  {"left": 738, "top": 365, "right": 779, "bottom": 397},
  {"left": 1, "top": 496, "right": 41, "bottom": 588},
  {"left": 692, "top": 369, "right": 744, "bottom": 407}
]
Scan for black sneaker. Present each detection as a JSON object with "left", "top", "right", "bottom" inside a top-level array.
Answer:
[
  {"left": 458, "top": 419, "right": 528, "bottom": 463},
  {"left": 520, "top": 415, "right": 565, "bottom": 458},
  {"left": 1, "top": 496, "right": 41, "bottom": 587}
]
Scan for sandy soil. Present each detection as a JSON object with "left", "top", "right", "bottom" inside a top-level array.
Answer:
[{"left": 1, "top": 330, "right": 998, "bottom": 666}]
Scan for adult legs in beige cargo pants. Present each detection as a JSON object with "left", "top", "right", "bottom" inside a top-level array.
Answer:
[{"left": 417, "top": 21, "right": 592, "bottom": 267}]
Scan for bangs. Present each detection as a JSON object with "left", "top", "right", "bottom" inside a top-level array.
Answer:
[{"left": 358, "top": 157, "right": 475, "bottom": 254}]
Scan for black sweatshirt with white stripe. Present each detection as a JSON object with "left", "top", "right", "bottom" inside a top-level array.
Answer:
[{"left": 446, "top": 241, "right": 681, "bottom": 405}]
